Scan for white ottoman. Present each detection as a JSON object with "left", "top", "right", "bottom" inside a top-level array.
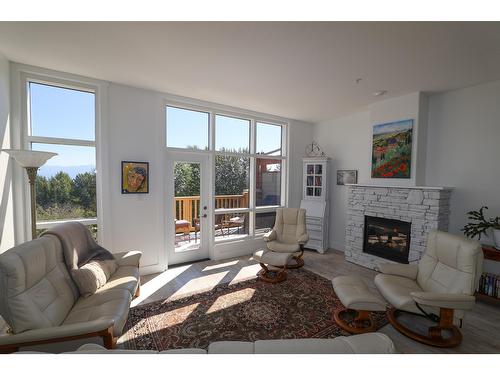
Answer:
[
  {"left": 253, "top": 249, "right": 293, "bottom": 283},
  {"left": 332, "top": 275, "right": 386, "bottom": 334}
]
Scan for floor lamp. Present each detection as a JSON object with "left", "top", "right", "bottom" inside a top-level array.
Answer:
[{"left": 2, "top": 149, "right": 57, "bottom": 239}]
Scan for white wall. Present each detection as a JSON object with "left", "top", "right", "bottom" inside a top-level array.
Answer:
[
  {"left": 0, "top": 53, "right": 14, "bottom": 252},
  {"left": 425, "top": 80, "right": 500, "bottom": 273},
  {"left": 314, "top": 81, "right": 500, "bottom": 275},
  {"left": 288, "top": 119, "right": 314, "bottom": 208},
  {"left": 107, "top": 84, "right": 166, "bottom": 274},
  {"left": 315, "top": 111, "right": 370, "bottom": 251}
]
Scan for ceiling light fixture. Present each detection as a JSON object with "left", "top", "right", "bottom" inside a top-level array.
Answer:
[{"left": 373, "top": 90, "right": 387, "bottom": 97}]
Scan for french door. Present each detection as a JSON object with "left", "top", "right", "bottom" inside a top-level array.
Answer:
[{"left": 166, "top": 151, "right": 211, "bottom": 265}]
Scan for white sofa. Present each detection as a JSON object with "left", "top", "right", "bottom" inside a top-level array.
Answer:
[
  {"left": 67, "top": 333, "right": 396, "bottom": 354},
  {"left": 0, "top": 235, "right": 141, "bottom": 353}
]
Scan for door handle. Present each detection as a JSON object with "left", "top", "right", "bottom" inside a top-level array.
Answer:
[
  {"left": 203, "top": 206, "right": 207, "bottom": 210},
  {"left": 202, "top": 214, "right": 207, "bottom": 218}
]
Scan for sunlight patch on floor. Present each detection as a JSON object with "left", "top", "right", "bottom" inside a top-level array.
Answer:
[
  {"left": 120, "top": 302, "right": 200, "bottom": 340},
  {"left": 205, "top": 288, "right": 255, "bottom": 314},
  {"left": 131, "top": 264, "right": 192, "bottom": 307},
  {"left": 169, "top": 270, "right": 229, "bottom": 300},
  {"left": 202, "top": 260, "right": 239, "bottom": 271},
  {"left": 229, "top": 263, "right": 260, "bottom": 285}
]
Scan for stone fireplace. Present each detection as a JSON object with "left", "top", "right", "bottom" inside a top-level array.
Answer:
[{"left": 345, "top": 184, "right": 452, "bottom": 269}]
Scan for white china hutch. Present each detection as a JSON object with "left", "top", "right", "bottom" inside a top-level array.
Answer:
[{"left": 300, "top": 157, "right": 330, "bottom": 253}]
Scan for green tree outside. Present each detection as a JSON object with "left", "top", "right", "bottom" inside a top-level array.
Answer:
[{"left": 36, "top": 171, "right": 97, "bottom": 221}]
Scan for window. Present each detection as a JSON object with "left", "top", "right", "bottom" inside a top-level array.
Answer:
[
  {"left": 30, "top": 82, "right": 95, "bottom": 141},
  {"left": 255, "top": 211, "right": 276, "bottom": 234},
  {"left": 27, "top": 82, "right": 97, "bottom": 236},
  {"left": 256, "top": 122, "right": 282, "bottom": 156},
  {"left": 215, "top": 155, "right": 250, "bottom": 209},
  {"left": 256, "top": 159, "right": 281, "bottom": 206},
  {"left": 215, "top": 115, "right": 250, "bottom": 153},
  {"left": 166, "top": 104, "right": 286, "bottom": 243},
  {"left": 166, "top": 106, "right": 209, "bottom": 150},
  {"left": 214, "top": 212, "right": 249, "bottom": 241}
]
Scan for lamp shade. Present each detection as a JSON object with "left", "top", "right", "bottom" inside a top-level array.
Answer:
[{"left": 2, "top": 149, "right": 57, "bottom": 168}]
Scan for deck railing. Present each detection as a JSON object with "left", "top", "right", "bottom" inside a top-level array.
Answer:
[{"left": 175, "top": 191, "right": 248, "bottom": 232}]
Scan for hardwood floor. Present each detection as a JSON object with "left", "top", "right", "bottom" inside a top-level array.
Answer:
[{"left": 134, "top": 249, "right": 500, "bottom": 354}]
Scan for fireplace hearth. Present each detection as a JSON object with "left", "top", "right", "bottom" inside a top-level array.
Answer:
[{"left": 363, "top": 215, "right": 410, "bottom": 263}]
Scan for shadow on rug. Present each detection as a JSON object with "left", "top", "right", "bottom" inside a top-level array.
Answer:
[{"left": 121, "top": 268, "right": 388, "bottom": 350}]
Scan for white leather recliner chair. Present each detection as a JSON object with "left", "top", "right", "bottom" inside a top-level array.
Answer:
[
  {"left": 374, "top": 230, "right": 483, "bottom": 347},
  {"left": 253, "top": 208, "right": 310, "bottom": 283},
  {"left": 263, "top": 207, "right": 309, "bottom": 268}
]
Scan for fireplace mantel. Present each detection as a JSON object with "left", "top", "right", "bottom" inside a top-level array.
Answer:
[
  {"left": 346, "top": 183, "right": 453, "bottom": 191},
  {"left": 345, "top": 185, "right": 452, "bottom": 269}
]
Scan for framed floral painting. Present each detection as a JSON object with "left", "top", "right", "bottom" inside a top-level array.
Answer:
[{"left": 371, "top": 119, "right": 413, "bottom": 178}]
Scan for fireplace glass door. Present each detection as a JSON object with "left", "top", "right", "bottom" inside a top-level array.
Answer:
[{"left": 363, "top": 216, "right": 410, "bottom": 263}]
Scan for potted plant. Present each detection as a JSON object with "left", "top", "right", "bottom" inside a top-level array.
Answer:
[{"left": 462, "top": 206, "right": 500, "bottom": 250}]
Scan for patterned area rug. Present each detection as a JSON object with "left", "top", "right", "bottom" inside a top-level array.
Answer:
[{"left": 121, "top": 268, "right": 388, "bottom": 350}]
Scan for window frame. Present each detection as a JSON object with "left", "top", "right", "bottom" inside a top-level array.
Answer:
[
  {"left": 21, "top": 73, "right": 102, "bottom": 240},
  {"left": 165, "top": 101, "right": 288, "bottom": 244}
]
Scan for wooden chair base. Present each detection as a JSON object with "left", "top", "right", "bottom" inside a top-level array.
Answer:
[
  {"left": 134, "top": 280, "right": 141, "bottom": 299},
  {"left": 257, "top": 263, "right": 287, "bottom": 283},
  {"left": 285, "top": 250, "right": 305, "bottom": 270},
  {"left": 0, "top": 326, "right": 116, "bottom": 353},
  {"left": 387, "top": 307, "right": 462, "bottom": 348},
  {"left": 333, "top": 308, "right": 377, "bottom": 334}
]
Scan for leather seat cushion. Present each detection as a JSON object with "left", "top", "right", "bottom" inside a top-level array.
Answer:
[
  {"left": 332, "top": 276, "right": 386, "bottom": 311},
  {"left": 266, "top": 241, "right": 300, "bottom": 253},
  {"left": 253, "top": 249, "right": 293, "bottom": 267},
  {"left": 63, "top": 289, "right": 132, "bottom": 336},
  {"left": 97, "top": 266, "right": 139, "bottom": 297},
  {"left": 254, "top": 334, "right": 395, "bottom": 354},
  {"left": 374, "top": 274, "right": 423, "bottom": 314},
  {"left": 208, "top": 341, "right": 255, "bottom": 354}
]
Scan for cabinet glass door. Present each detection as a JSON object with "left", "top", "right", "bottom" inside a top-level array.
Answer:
[
  {"left": 305, "top": 162, "right": 324, "bottom": 198},
  {"left": 306, "top": 164, "right": 315, "bottom": 197}
]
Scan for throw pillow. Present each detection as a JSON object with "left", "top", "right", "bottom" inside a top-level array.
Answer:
[{"left": 71, "top": 259, "right": 117, "bottom": 297}]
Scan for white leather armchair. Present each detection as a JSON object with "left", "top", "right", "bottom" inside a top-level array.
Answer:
[
  {"left": 374, "top": 230, "right": 483, "bottom": 347},
  {"left": 263, "top": 208, "right": 309, "bottom": 268}
]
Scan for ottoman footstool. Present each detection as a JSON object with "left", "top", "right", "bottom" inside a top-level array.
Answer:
[
  {"left": 253, "top": 249, "right": 293, "bottom": 283},
  {"left": 332, "top": 276, "right": 387, "bottom": 334}
]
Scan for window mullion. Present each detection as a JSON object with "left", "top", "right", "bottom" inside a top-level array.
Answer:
[
  {"left": 249, "top": 119, "right": 256, "bottom": 236},
  {"left": 27, "top": 135, "right": 95, "bottom": 147}
]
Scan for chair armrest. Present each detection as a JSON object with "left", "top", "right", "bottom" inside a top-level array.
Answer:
[
  {"left": 263, "top": 229, "right": 277, "bottom": 242},
  {"left": 0, "top": 318, "right": 115, "bottom": 347},
  {"left": 411, "top": 292, "right": 476, "bottom": 310},
  {"left": 377, "top": 263, "right": 418, "bottom": 280},
  {"left": 297, "top": 233, "right": 309, "bottom": 244},
  {"left": 113, "top": 251, "right": 142, "bottom": 267}
]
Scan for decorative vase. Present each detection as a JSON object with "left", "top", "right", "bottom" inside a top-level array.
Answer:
[{"left": 493, "top": 228, "right": 500, "bottom": 250}]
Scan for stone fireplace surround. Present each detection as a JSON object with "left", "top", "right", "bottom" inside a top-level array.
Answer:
[{"left": 345, "top": 184, "right": 452, "bottom": 270}]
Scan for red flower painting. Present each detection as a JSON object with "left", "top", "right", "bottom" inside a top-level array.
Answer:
[{"left": 371, "top": 120, "right": 413, "bottom": 179}]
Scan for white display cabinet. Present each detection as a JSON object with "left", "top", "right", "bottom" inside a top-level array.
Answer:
[{"left": 300, "top": 157, "right": 330, "bottom": 253}]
